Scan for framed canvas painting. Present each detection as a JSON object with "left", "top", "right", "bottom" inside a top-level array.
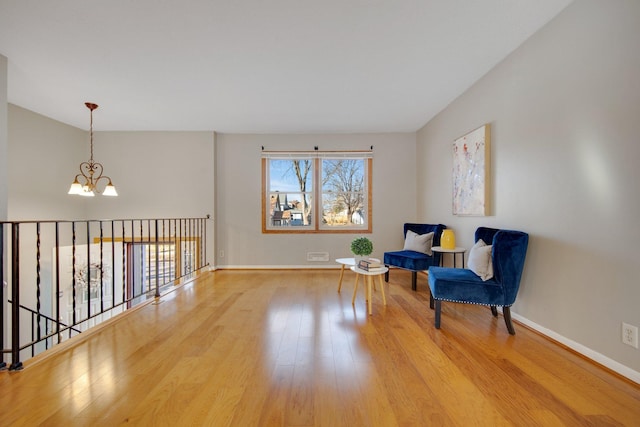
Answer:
[{"left": 452, "top": 124, "right": 490, "bottom": 216}]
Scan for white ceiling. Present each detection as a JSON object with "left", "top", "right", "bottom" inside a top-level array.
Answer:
[{"left": 0, "top": 0, "right": 572, "bottom": 133}]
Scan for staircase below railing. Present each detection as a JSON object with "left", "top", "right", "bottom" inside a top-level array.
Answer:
[{"left": 1, "top": 217, "right": 210, "bottom": 371}]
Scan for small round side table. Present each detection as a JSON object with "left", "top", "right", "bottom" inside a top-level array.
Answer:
[{"left": 431, "top": 246, "right": 466, "bottom": 268}]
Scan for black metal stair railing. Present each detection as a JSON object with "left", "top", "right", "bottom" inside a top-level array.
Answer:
[{"left": 0, "top": 217, "right": 209, "bottom": 371}]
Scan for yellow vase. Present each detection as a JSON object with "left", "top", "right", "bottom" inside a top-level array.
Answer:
[{"left": 441, "top": 229, "right": 456, "bottom": 249}]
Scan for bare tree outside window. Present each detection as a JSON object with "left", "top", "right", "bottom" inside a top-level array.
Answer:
[
  {"left": 292, "top": 160, "right": 312, "bottom": 225},
  {"left": 322, "top": 159, "right": 365, "bottom": 226}
]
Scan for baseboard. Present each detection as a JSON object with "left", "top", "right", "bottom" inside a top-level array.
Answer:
[
  {"left": 213, "top": 264, "right": 339, "bottom": 270},
  {"left": 511, "top": 311, "right": 640, "bottom": 385}
]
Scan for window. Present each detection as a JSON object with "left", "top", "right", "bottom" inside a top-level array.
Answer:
[{"left": 262, "top": 151, "right": 372, "bottom": 233}]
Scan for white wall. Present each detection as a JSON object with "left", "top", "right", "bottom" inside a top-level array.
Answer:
[
  {"left": 8, "top": 105, "right": 86, "bottom": 219},
  {"left": 215, "top": 133, "right": 417, "bottom": 268},
  {"left": 1, "top": 54, "right": 7, "bottom": 364},
  {"left": 416, "top": 0, "right": 640, "bottom": 377},
  {"left": 84, "top": 131, "right": 214, "bottom": 220},
  {"left": 1, "top": 55, "right": 9, "bottom": 220}
]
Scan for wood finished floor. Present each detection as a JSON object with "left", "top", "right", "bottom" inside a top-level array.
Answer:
[{"left": 1, "top": 269, "right": 639, "bottom": 426}]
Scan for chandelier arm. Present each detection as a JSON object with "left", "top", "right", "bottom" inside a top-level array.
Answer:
[{"left": 93, "top": 175, "right": 114, "bottom": 193}]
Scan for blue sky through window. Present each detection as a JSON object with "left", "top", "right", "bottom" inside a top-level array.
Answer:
[{"left": 269, "top": 160, "right": 313, "bottom": 193}]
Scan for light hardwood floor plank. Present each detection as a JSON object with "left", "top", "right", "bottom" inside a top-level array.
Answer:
[{"left": 1, "top": 269, "right": 639, "bottom": 426}]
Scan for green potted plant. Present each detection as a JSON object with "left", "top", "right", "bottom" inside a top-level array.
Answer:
[{"left": 351, "top": 236, "right": 373, "bottom": 262}]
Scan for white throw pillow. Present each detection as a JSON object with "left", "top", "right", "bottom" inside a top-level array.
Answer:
[
  {"left": 403, "top": 230, "right": 434, "bottom": 255},
  {"left": 468, "top": 239, "right": 494, "bottom": 281}
]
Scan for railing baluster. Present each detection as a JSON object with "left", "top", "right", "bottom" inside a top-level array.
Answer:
[
  {"left": 72, "top": 222, "right": 77, "bottom": 326},
  {"left": 179, "top": 219, "right": 183, "bottom": 276},
  {"left": 202, "top": 217, "right": 205, "bottom": 269},
  {"left": 122, "top": 220, "right": 126, "bottom": 307},
  {"left": 31, "top": 311, "right": 35, "bottom": 358},
  {"left": 0, "top": 223, "right": 5, "bottom": 370},
  {"left": 55, "top": 222, "right": 61, "bottom": 344},
  {"left": 10, "top": 222, "right": 22, "bottom": 370},
  {"left": 192, "top": 218, "right": 195, "bottom": 272},
  {"left": 86, "top": 221, "right": 91, "bottom": 322},
  {"left": 155, "top": 220, "right": 160, "bottom": 297},
  {"left": 147, "top": 219, "right": 152, "bottom": 294},
  {"left": 139, "top": 220, "right": 142, "bottom": 295},
  {"left": 162, "top": 219, "right": 166, "bottom": 288},
  {"left": 172, "top": 220, "right": 175, "bottom": 279},
  {"left": 111, "top": 220, "right": 116, "bottom": 312},
  {"left": 130, "top": 219, "right": 135, "bottom": 301},
  {"left": 100, "top": 221, "right": 104, "bottom": 313},
  {"left": 36, "top": 222, "right": 41, "bottom": 344},
  {"left": 196, "top": 218, "right": 200, "bottom": 270}
]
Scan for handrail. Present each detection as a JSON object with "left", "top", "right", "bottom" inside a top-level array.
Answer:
[
  {"left": 9, "top": 300, "right": 83, "bottom": 335},
  {"left": 8, "top": 300, "right": 83, "bottom": 357},
  {"left": 1, "top": 216, "right": 209, "bottom": 371}
]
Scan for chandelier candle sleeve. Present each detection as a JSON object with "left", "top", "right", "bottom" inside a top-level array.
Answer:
[{"left": 68, "top": 102, "right": 118, "bottom": 197}]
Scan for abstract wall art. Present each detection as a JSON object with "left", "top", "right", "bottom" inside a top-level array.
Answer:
[{"left": 452, "top": 124, "right": 491, "bottom": 216}]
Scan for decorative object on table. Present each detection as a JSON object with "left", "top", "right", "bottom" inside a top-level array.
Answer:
[
  {"left": 453, "top": 123, "right": 490, "bottom": 216},
  {"left": 440, "top": 229, "right": 456, "bottom": 250},
  {"left": 428, "top": 227, "right": 529, "bottom": 335},
  {"left": 383, "top": 223, "right": 446, "bottom": 291},
  {"left": 357, "top": 258, "right": 384, "bottom": 272},
  {"left": 68, "top": 102, "right": 118, "bottom": 197},
  {"left": 351, "top": 236, "right": 373, "bottom": 263}
]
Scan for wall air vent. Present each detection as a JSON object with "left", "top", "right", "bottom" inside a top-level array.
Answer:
[{"left": 307, "top": 252, "right": 329, "bottom": 262}]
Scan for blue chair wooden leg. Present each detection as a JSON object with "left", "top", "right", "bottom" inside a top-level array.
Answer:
[
  {"left": 434, "top": 300, "right": 441, "bottom": 329},
  {"left": 411, "top": 271, "right": 417, "bottom": 291},
  {"left": 491, "top": 306, "right": 498, "bottom": 316},
  {"left": 384, "top": 268, "right": 389, "bottom": 282},
  {"left": 429, "top": 292, "right": 434, "bottom": 309},
  {"left": 503, "top": 306, "right": 516, "bottom": 335}
]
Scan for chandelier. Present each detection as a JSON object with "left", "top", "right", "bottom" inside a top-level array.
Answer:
[{"left": 68, "top": 102, "right": 118, "bottom": 197}]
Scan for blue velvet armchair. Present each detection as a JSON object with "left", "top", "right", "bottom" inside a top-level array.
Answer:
[
  {"left": 427, "top": 227, "right": 529, "bottom": 335},
  {"left": 384, "top": 223, "right": 446, "bottom": 291}
]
